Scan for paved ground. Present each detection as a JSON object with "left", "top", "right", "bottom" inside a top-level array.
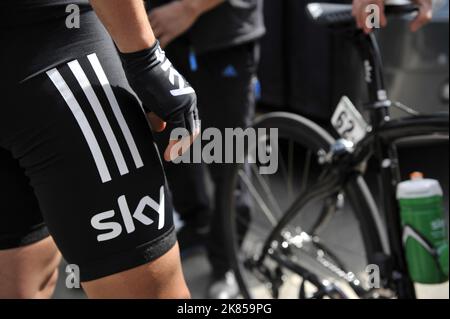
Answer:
[{"left": 53, "top": 248, "right": 449, "bottom": 299}]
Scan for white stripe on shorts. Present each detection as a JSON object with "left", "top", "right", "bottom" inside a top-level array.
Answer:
[
  {"left": 87, "top": 53, "right": 144, "bottom": 169},
  {"left": 68, "top": 60, "right": 129, "bottom": 176},
  {"left": 47, "top": 68, "right": 112, "bottom": 183}
]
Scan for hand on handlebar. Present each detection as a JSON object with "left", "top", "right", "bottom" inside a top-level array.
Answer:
[
  {"left": 352, "top": 0, "right": 386, "bottom": 34},
  {"left": 409, "top": 0, "right": 433, "bottom": 32},
  {"left": 352, "top": 0, "right": 433, "bottom": 34}
]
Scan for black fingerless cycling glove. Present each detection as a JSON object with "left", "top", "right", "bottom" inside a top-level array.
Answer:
[{"left": 118, "top": 40, "right": 200, "bottom": 136}]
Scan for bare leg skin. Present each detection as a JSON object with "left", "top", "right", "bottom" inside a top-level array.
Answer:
[
  {"left": 82, "top": 243, "right": 190, "bottom": 299},
  {"left": 0, "top": 237, "right": 62, "bottom": 299}
]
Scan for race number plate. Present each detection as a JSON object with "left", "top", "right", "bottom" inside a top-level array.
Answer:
[{"left": 331, "top": 96, "right": 370, "bottom": 145}]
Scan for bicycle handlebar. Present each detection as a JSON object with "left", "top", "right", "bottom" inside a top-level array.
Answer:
[{"left": 306, "top": 2, "right": 419, "bottom": 27}]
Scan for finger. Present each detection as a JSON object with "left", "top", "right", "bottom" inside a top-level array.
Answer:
[
  {"left": 159, "top": 35, "right": 173, "bottom": 49},
  {"left": 363, "top": 12, "right": 372, "bottom": 33},
  {"left": 164, "top": 131, "right": 200, "bottom": 162},
  {"left": 354, "top": 4, "right": 363, "bottom": 29},
  {"left": 164, "top": 137, "right": 190, "bottom": 162},
  {"left": 148, "top": 12, "right": 159, "bottom": 26},
  {"left": 355, "top": 12, "right": 363, "bottom": 29},
  {"left": 410, "top": 4, "right": 432, "bottom": 32},
  {"left": 362, "top": 9, "right": 372, "bottom": 33},
  {"left": 351, "top": 0, "right": 358, "bottom": 17},
  {"left": 362, "top": 0, "right": 384, "bottom": 33},
  {"left": 149, "top": 18, "right": 163, "bottom": 38},
  {"left": 146, "top": 112, "right": 166, "bottom": 132},
  {"left": 380, "top": 12, "right": 387, "bottom": 28},
  {"left": 379, "top": 0, "right": 387, "bottom": 28},
  {"left": 149, "top": 15, "right": 162, "bottom": 35},
  {"left": 358, "top": 2, "right": 370, "bottom": 30},
  {"left": 153, "top": 25, "right": 163, "bottom": 38}
]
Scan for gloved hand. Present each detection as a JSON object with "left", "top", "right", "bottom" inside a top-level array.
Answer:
[{"left": 118, "top": 40, "right": 200, "bottom": 161}]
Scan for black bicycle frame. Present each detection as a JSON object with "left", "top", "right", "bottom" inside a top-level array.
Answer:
[
  {"left": 253, "top": 29, "right": 448, "bottom": 299},
  {"left": 353, "top": 31, "right": 417, "bottom": 298},
  {"left": 353, "top": 31, "right": 448, "bottom": 298}
]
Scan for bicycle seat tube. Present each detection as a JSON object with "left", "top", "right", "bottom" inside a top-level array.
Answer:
[{"left": 354, "top": 31, "right": 392, "bottom": 128}]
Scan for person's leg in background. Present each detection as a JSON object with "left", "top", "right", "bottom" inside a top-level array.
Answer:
[
  {"left": 194, "top": 42, "right": 259, "bottom": 298},
  {"left": 154, "top": 38, "right": 212, "bottom": 252},
  {"left": 153, "top": 39, "right": 259, "bottom": 298}
]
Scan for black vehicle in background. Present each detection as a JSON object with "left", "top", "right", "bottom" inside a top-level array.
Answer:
[
  {"left": 380, "top": 0, "right": 449, "bottom": 117},
  {"left": 257, "top": 0, "right": 449, "bottom": 119}
]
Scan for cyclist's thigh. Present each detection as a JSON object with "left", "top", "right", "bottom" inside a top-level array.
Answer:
[
  {"left": 1, "top": 13, "right": 180, "bottom": 289},
  {"left": 0, "top": 148, "right": 61, "bottom": 298},
  {"left": 82, "top": 243, "right": 188, "bottom": 298},
  {"left": 6, "top": 60, "right": 177, "bottom": 283}
]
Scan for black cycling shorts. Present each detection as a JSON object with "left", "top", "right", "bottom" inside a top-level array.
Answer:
[{"left": 0, "top": 8, "right": 176, "bottom": 281}]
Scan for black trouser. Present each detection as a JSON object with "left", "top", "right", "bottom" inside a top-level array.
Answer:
[{"left": 156, "top": 39, "right": 259, "bottom": 278}]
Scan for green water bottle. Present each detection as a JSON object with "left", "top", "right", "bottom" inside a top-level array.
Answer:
[{"left": 397, "top": 172, "right": 449, "bottom": 284}]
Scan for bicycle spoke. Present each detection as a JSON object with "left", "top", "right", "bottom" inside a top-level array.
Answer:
[
  {"left": 250, "top": 164, "right": 283, "bottom": 217},
  {"left": 301, "top": 149, "right": 312, "bottom": 192},
  {"left": 288, "top": 140, "right": 294, "bottom": 199},
  {"left": 277, "top": 146, "right": 289, "bottom": 192},
  {"left": 234, "top": 213, "right": 274, "bottom": 239},
  {"left": 238, "top": 170, "right": 278, "bottom": 226}
]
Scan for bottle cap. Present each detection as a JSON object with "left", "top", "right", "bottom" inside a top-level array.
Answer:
[
  {"left": 410, "top": 172, "right": 424, "bottom": 180},
  {"left": 397, "top": 172, "right": 443, "bottom": 199}
]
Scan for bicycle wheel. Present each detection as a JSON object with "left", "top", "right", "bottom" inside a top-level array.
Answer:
[{"left": 221, "top": 112, "right": 386, "bottom": 299}]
